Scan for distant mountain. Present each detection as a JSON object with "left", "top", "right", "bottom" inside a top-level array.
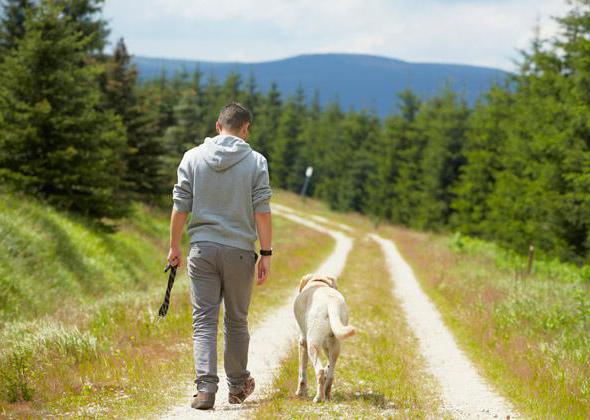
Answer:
[{"left": 133, "top": 53, "right": 509, "bottom": 117}]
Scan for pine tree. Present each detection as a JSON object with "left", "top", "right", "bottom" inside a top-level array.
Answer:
[
  {"left": 411, "top": 88, "right": 469, "bottom": 229},
  {"left": 163, "top": 86, "right": 202, "bottom": 158},
  {"left": 249, "top": 82, "right": 281, "bottom": 160},
  {"left": 366, "top": 90, "right": 420, "bottom": 222},
  {"left": 240, "top": 72, "right": 260, "bottom": 117},
  {"left": 101, "top": 38, "right": 166, "bottom": 198},
  {"left": 222, "top": 71, "right": 241, "bottom": 102},
  {"left": 483, "top": 3, "right": 590, "bottom": 260},
  {"left": 0, "top": 0, "right": 35, "bottom": 57},
  {"left": 55, "top": 0, "right": 109, "bottom": 54},
  {"left": 334, "top": 111, "right": 381, "bottom": 212},
  {"left": 271, "top": 86, "right": 306, "bottom": 188},
  {"left": 311, "top": 102, "right": 344, "bottom": 205},
  {"left": 201, "top": 74, "right": 222, "bottom": 138},
  {"left": 554, "top": 0, "right": 590, "bottom": 260},
  {"left": 451, "top": 85, "right": 512, "bottom": 236},
  {"left": 0, "top": 1, "right": 127, "bottom": 218}
]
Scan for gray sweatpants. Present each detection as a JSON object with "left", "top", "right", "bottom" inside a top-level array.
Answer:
[{"left": 187, "top": 241, "right": 256, "bottom": 394}]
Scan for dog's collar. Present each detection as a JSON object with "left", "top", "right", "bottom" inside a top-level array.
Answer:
[{"left": 310, "top": 279, "right": 333, "bottom": 288}]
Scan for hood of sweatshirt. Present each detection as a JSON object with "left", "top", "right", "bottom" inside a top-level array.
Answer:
[{"left": 201, "top": 134, "right": 252, "bottom": 172}]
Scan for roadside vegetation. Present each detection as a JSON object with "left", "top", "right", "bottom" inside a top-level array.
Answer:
[
  {"left": 0, "top": 191, "right": 333, "bottom": 418},
  {"left": 386, "top": 227, "right": 590, "bottom": 418}
]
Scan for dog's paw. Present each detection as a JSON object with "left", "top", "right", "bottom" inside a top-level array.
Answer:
[
  {"left": 313, "top": 395, "right": 324, "bottom": 403},
  {"left": 295, "top": 386, "right": 307, "bottom": 397}
]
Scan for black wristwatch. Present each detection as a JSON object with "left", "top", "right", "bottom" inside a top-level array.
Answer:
[{"left": 259, "top": 249, "right": 273, "bottom": 256}]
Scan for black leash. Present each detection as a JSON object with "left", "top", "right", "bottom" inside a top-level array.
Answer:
[{"left": 158, "top": 262, "right": 177, "bottom": 318}]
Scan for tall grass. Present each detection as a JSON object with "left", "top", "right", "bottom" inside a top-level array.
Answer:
[
  {"left": 0, "top": 191, "right": 170, "bottom": 322},
  {"left": 390, "top": 228, "right": 590, "bottom": 418},
  {"left": 0, "top": 321, "right": 98, "bottom": 402}
]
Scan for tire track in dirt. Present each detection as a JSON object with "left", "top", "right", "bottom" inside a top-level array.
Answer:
[{"left": 370, "top": 233, "right": 516, "bottom": 419}]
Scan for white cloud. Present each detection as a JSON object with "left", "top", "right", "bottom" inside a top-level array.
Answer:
[{"left": 104, "top": 0, "right": 569, "bottom": 70}]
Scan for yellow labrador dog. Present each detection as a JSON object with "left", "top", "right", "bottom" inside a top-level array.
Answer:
[{"left": 293, "top": 274, "right": 356, "bottom": 402}]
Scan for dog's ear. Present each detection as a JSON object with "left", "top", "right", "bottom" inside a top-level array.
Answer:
[
  {"left": 326, "top": 276, "right": 338, "bottom": 289},
  {"left": 298, "top": 274, "right": 314, "bottom": 292}
]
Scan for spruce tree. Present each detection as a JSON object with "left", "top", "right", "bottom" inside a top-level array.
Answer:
[
  {"left": 271, "top": 86, "right": 306, "bottom": 188},
  {"left": 0, "top": 0, "right": 35, "bottom": 57},
  {"left": 55, "top": 0, "right": 109, "bottom": 54},
  {"left": 366, "top": 90, "right": 420, "bottom": 222},
  {"left": 222, "top": 71, "right": 241, "bottom": 101},
  {"left": 0, "top": 1, "right": 127, "bottom": 218},
  {"left": 451, "top": 85, "right": 512, "bottom": 236},
  {"left": 334, "top": 111, "right": 381, "bottom": 212},
  {"left": 483, "top": 3, "right": 590, "bottom": 260},
  {"left": 240, "top": 72, "right": 260, "bottom": 117},
  {"left": 311, "top": 102, "right": 344, "bottom": 205},
  {"left": 101, "top": 38, "right": 166, "bottom": 198},
  {"left": 411, "top": 88, "right": 468, "bottom": 229},
  {"left": 554, "top": 0, "right": 590, "bottom": 260},
  {"left": 162, "top": 86, "right": 202, "bottom": 167},
  {"left": 201, "top": 74, "right": 222, "bottom": 137},
  {"left": 249, "top": 82, "right": 281, "bottom": 159}
]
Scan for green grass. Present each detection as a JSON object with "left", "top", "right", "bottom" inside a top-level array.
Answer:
[
  {"left": 252, "top": 236, "right": 441, "bottom": 419},
  {"left": 387, "top": 226, "right": 590, "bottom": 418},
  {"left": 0, "top": 191, "right": 334, "bottom": 418},
  {"left": 0, "top": 190, "right": 171, "bottom": 323}
]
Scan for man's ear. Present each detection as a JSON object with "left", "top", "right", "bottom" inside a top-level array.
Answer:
[
  {"left": 241, "top": 122, "right": 250, "bottom": 140},
  {"left": 298, "top": 274, "right": 313, "bottom": 292},
  {"left": 215, "top": 120, "right": 222, "bottom": 134}
]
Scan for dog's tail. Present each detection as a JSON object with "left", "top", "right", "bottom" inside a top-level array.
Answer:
[{"left": 328, "top": 300, "right": 356, "bottom": 340}]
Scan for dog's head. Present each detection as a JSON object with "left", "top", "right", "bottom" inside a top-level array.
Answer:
[{"left": 298, "top": 274, "right": 338, "bottom": 292}]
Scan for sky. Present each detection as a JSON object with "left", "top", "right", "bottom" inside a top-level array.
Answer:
[{"left": 103, "top": 0, "right": 568, "bottom": 71}]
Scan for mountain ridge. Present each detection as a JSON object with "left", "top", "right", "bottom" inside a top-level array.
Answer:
[{"left": 133, "top": 53, "right": 509, "bottom": 116}]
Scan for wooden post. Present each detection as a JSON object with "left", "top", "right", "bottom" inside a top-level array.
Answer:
[{"left": 526, "top": 243, "right": 535, "bottom": 276}]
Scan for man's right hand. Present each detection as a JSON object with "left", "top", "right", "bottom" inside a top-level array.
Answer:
[
  {"left": 256, "top": 256, "right": 271, "bottom": 286},
  {"left": 167, "top": 246, "right": 182, "bottom": 268}
]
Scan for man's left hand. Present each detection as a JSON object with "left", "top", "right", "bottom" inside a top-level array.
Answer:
[{"left": 167, "top": 246, "right": 182, "bottom": 268}]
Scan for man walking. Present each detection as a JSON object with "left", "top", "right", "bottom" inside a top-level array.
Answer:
[{"left": 167, "top": 103, "right": 272, "bottom": 410}]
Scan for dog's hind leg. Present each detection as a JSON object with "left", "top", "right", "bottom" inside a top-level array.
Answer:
[
  {"left": 295, "top": 337, "right": 308, "bottom": 397},
  {"left": 324, "top": 338, "right": 340, "bottom": 400},
  {"left": 308, "top": 341, "right": 325, "bottom": 403}
]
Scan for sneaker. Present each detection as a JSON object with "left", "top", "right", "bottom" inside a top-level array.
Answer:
[
  {"left": 228, "top": 376, "right": 255, "bottom": 404},
  {"left": 191, "top": 391, "right": 215, "bottom": 410}
]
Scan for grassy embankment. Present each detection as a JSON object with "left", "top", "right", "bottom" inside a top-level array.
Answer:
[
  {"left": 275, "top": 190, "right": 589, "bottom": 418},
  {"left": 0, "top": 191, "right": 333, "bottom": 418}
]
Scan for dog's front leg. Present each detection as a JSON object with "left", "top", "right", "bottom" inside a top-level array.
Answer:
[{"left": 295, "top": 337, "right": 308, "bottom": 397}]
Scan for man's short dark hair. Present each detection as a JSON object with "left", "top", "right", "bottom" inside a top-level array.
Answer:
[{"left": 218, "top": 102, "right": 252, "bottom": 131}]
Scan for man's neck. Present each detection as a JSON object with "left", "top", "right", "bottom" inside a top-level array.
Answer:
[{"left": 220, "top": 130, "right": 247, "bottom": 142}]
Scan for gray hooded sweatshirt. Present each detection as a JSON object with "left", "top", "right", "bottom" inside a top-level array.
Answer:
[{"left": 172, "top": 134, "right": 272, "bottom": 251}]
